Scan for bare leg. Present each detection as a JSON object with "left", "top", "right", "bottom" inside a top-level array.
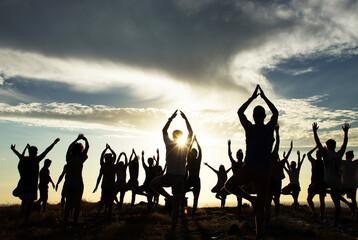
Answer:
[
  {"left": 319, "top": 193, "right": 325, "bottom": 218},
  {"left": 307, "top": 192, "right": 316, "bottom": 216}
]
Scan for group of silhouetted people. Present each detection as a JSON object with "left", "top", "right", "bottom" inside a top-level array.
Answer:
[{"left": 11, "top": 84, "right": 358, "bottom": 239}]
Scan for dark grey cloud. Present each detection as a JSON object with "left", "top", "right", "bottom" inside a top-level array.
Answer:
[{"left": 0, "top": 0, "right": 299, "bottom": 90}]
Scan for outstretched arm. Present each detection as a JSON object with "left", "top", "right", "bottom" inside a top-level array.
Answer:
[
  {"left": 38, "top": 138, "right": 60, "bottom": 161},
  {"left": 225, "top": 167, "right": 232, "bottom": 174},
  {"left": 22, "top": 144, "right": 30, "bottom": 156},
  {"left": 81, "top": 135, "right": 89, "bottom": 157},
  {"left": 238, "top": 85, "right": 259, "bottom": 131},
  {"left": 258, "top": 85, "right": 278, "bottom": 128},
  {"left": 297, "top": 151, "right": 305, "bottom": 170},
  {"left": 338, "top": 123, "right": 350, "bottom": 156},
  {"left": 204, "top": 162, "right": 218, "bottom": 173}
]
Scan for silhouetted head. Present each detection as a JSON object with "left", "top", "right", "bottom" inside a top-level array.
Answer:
[
  {"left": 236, "top": 149, "right": 243, "bottom": 161},
  {"left": 118, "top": 161, "right": 124, "bottom": 169},
  {"left": 219, "top": 165, "right": 225, "bottom": 173},
  {"left": 172, "top": 130, "right": 183, "bottom": 141},
  {"left": 346, "top": 150, "right": 354, "bottom": 161},
  {"left": 325, "top": 139, "right": 336, "bottom": 151},
  {"left": 253, "top": 106, "right": 266, "bottom": 124},
  {"left": 72, "top": 143, "right": 84, "bottom": 155},
  {"left": 148, "top": 157, "right": 154, "bottom": 166},
  {"left": 290, "top": 161, "right": 297, "bottom": 170},
  {"left": 28, "top": 146, "right": 38, "bottom": 157},
  {"left": 190, "top": 148, "right": 198, "bottom": 158},
  {"left": 316, "top": 150, "right": 322, "bottom": 160},
  {"left": 44, "top": 159, "right": 52, "bottom": 168},
  {"left": 104, "top": 153, "right": 114, "bottom": 164}
]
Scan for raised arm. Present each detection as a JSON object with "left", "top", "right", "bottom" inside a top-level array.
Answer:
[
  {"left": 38, "top": 138, "right": 60, "bottom": 161},
  {"left": 297, "top": 151, "right": 305, "bottom": 170},
  {"left": 258, "top": 85, "right": 278, "bottom": 128},
  {"left": 307, "top": 146, "right": 317, "bottom": 163},
  {"left": 238, "top": 85, "right": 259, "bottom": 131},
  {"left": 225, "top": 167, "right": 232, "bottom": 174},
  {"left": 180, "top": 111, "right": 193, "bottom": 143},
  {"left": 195, "top": 136, "right": 202, "bottom": 162},
  {"left": 141, "top": 151, "right": 148, "bottom": 169},
  {"left": 163, "top": 110, "right": 178, "bottom": 136},
  {"left": 204, "top": 162, "right": 218, "bottom": 173},
  {"left": 81, "top": 135, "right": 89, "bottom": 156},
  {"left": 117, "top": 152, "right": 128, "bottom": 165},
  {"left": 129, "top": 148, "right": 136, "bottom": 162},
  {"left": 22, "top": 144, "right": 30, "bottom": 156},
  {"left": 11, "top": 144, "right": 23, "bottom": 159},
  {"left": 338, "top": 123, "right": 350, "bottom": 156},
  {"left": 312, "top": 122, "right": 327, "bottom": 160},
  {"left": 227, "top": 139, "right": 235, "bottom": 163},
  {"left": 107, "top": 144, "right": 117, "bottom": 163},
  {"left": 100, "top": 145, "right": 108, "bottom": 166},
  {"left": 155, "top": 148, "right": 160, "bottom": 167}
]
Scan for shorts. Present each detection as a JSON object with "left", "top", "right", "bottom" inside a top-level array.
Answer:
[
  {"left": 150, "top": 174, "right": 185, "bottom": 194},
  {"left": 225, "top": 167, "right": 270, "bottom": 194}
]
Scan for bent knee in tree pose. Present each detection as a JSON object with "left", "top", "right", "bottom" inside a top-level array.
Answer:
[{"left": 225, "top": 85, "right": 278, "bottom": 240}]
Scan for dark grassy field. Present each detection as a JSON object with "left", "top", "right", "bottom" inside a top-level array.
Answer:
[{"left": 0, "top": 202, "right": 357, "bottom": 240}]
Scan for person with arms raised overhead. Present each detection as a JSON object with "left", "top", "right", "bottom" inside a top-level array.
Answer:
[
  {"left": 282, "top": 150, "right": 305, "bottom": 210},
  {"left": 312, "top": 122, "right": 350, "bottom": 226},
  {"left": 150, "top": 110, "right": 193, "bottom": 233},
  {"left": 93, "top": 144, "right": 117, "bottom": 217},
  {"left": 228, "top": 139, "right": 244, "bottom": 217},
  {"left": 225, "top": 84, "right": 278, "bottom": 240},
  {"left": 11, "top": 138, "right": 60, "bottom": 222},
  {"left": 341, "top": 150, "right": 358, "bottom": 218},
  {"left": 306, "top": 145, "right": 326, "bottom": 219},
  {"left": 63, "top": 133, "right": 89, "bottom": 224},
  {"left": 127, "top": 149, "right": 140, "bottom": 207},
  {"left": 184, "top": 135, "right": 202, "bottom": 215}
]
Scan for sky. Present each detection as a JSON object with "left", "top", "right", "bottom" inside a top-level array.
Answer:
[{"left": 1, "top": 0, "right": 358, "bottom": 207}]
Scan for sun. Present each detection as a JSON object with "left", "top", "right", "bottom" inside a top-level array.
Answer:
[{"left": 177, "top": 135, "right": 186, "bottom": 146}]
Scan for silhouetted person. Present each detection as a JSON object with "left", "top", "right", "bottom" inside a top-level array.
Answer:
[
  {"left": 93, "top": 144, "right": 117, "bottom": 216},
  {"left": 228, "top": 139, "right": 244, "bottom": 216},
  {"left": 136, "top": 150, "right": 159, "bottom": 212},
  {"left": 184, "top": 135, "right": 202, "bottom": 215},
  {"left": 11, "top": 138, "right": 60, "bottom": 221},
  {"left": 204, "top": 162, "right": 231, "bottom": 207},
  {"left": 312, "top": 122, "right": 349, "bottom": 226},
  {"left": 35, "top": 159, "right": 55, "bottom": 212},
  {"left": 225, "top": 85, "right": 278, "bottom": 240},
  {"left": 306, "top": 146, "right": 326, "bottom": 218},
  {"left": 153, "top": 150, "right": 166, "bottom": 206},
  {"left": 150, "top": 110, "right": 193, "bottom": 233},
  {"left": 282, "top": 151, "right": 305, "bottom": 210},
  {"left": 63, "top": 134, "right": 89, "bottom": 224},
  {"left": 341, "top": 150, "right": 358, "bottom": 218},
  {"left": 127, "top": 149, "right": 139, "bottom": 207},
  {"left": 55, "top": 164, "right": 68, "bottom": 210},
  {"left": 114, "top": 151, "right": 128, "bottom": 211},
  {"left": 266, "top": 126, "right": 292, "bottom": 220}
]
